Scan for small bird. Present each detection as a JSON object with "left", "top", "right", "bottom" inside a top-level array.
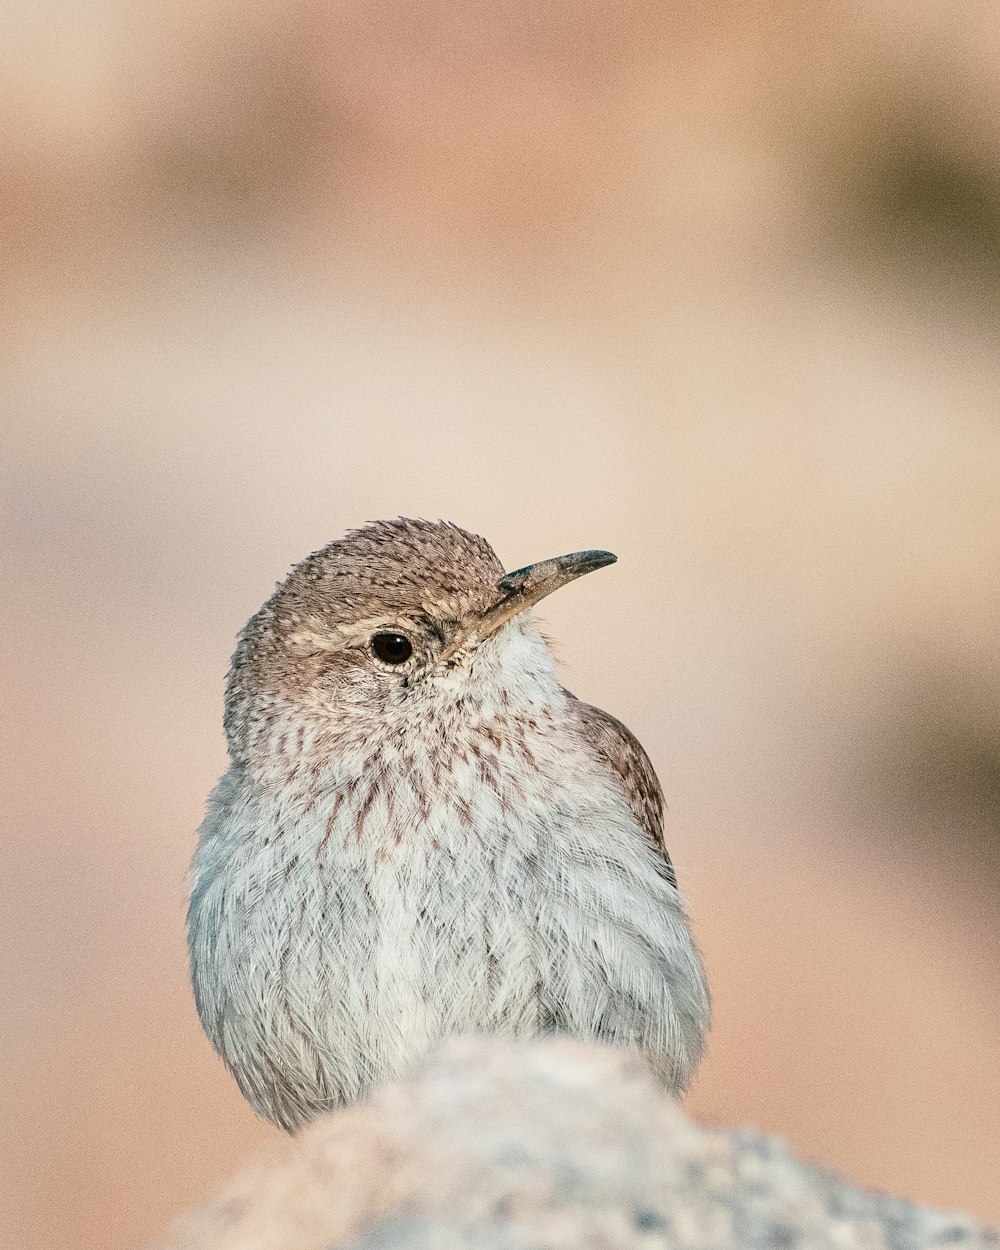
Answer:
[{"left": 189, "top": 519, "right": 709, "bottom": 1131}]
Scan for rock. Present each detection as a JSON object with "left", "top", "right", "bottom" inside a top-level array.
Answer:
[{"left": 150, "top": 1038, "right": 997, "bottom": 1250}]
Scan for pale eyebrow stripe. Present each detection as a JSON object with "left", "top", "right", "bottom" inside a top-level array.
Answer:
[{"left": 286, "top": 615, "right": 427, "bottom": 653}]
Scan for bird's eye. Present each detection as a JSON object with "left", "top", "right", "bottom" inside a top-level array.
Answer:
[{"left": 371, "top": 632, "right": 413, "bottom": 665}]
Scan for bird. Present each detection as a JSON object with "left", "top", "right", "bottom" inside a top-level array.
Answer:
[{"left": 188, "top": 518, "right": 710, "bottom": 1131}]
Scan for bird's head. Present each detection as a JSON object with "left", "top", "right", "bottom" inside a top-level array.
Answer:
[{"left": 224, "top": 518, "right": 615, "bottom": 767}]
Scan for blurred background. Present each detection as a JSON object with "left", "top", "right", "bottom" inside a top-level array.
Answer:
[{"left": 3, "top": 2, "right": 999, "bottom": 1248}]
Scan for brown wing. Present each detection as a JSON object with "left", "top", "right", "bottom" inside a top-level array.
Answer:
[{"left": 566, "top": 692, "right": 676, "bottom": 888}]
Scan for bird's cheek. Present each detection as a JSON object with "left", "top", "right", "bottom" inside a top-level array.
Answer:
[{"left": 428, "top": 664, "right": 471, "bottom": 697}]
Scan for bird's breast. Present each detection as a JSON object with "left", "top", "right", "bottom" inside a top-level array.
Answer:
[{"left": 189, "top": 708, "right": 705, "bottom": 1129}]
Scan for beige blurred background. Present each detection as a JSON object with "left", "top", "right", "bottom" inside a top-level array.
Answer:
[{"left": 3, "top": 3, "right": 999, "bottom": 1248}]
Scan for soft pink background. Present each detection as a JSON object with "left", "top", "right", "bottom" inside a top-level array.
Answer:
[{"left": 3, "top": 4, "right": 999, "bottom": 1248}]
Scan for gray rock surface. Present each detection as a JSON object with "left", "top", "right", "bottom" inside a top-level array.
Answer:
[{"left": 151, "top": 1038, "right": 997, "bottom": 1250}]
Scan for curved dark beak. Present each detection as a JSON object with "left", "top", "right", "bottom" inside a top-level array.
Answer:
[{"left": 439, "top": 549, "right": 617, "bottom": 661}]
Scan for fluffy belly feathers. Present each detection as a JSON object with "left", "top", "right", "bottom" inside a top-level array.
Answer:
[{"left": 189, "top": 756, "right": 707, "bottom": 1131}]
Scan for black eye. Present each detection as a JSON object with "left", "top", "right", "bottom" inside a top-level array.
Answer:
[{"left": 371, "top": 632, "right": 413, "bottom": 665}]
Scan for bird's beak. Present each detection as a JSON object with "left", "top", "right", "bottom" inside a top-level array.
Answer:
[{"left": 439, "top": 549, "right": 617, "bottom": 663}]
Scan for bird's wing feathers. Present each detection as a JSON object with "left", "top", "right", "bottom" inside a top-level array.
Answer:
[{"left": 566, "top": 693, "right": 676, "bottom": 887}]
